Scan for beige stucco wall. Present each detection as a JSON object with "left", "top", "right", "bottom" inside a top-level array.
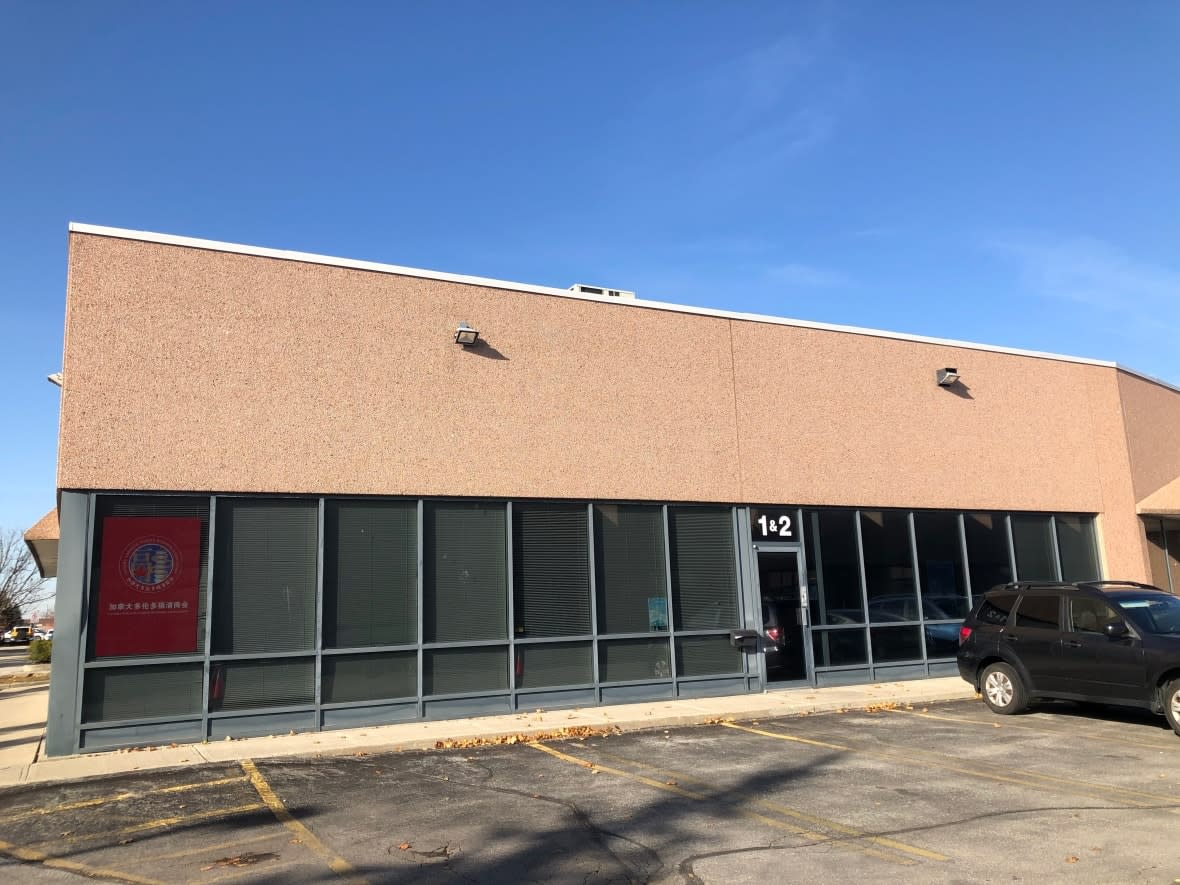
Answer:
[
  {"left": 1117, "top": 371, "right": 1180, "bottom": 505},
  {"left": 60, "top": 232, "right": 1153, "bottom": 577}
]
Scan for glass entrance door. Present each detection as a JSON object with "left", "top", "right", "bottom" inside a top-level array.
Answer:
[{"left": 757, "top": 550, "right": 809, "bottom": 684}]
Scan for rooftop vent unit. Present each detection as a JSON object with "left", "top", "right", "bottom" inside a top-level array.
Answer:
[{"left": 569, "top": 283, "right": 636, "bottom": 300}]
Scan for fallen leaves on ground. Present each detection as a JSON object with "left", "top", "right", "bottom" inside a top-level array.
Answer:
[
  {"left": 433, "top": 725, "right": 621, "bottom": 750},
  {"left": 200, "top": 852, "right": 279, "bottom": 871}
]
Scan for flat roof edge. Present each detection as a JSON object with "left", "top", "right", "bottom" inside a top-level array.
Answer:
[{"left": 68, "top": 222, "right": 1129, "bottom": 373}]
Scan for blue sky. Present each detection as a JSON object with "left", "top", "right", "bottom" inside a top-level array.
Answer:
[{"left": 3, "top": 2, "right": 1180, "bottom": 539}]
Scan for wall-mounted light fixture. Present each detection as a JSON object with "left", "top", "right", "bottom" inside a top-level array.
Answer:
[
  {"left": 936, "top": 367, "right": 960, "bottom": 387},
  {"left": 47, "top": 372, "right": 63, "bottom": 387},
  {"left": 454, "top": 322, "right": 480, "bottom": 347}
]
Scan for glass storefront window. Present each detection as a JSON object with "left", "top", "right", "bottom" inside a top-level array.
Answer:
[
  {"left": 964, "top": 513, "right": 1012, "bottom": 597},
  {"left": 669, "top": 507, "right": 738, "bottom": 630},
  {"left": 804, "top": 510, "right": 864, "bottom": 624},
  {"left": 1145, "top": 519, "right": 1172, "bottom": 592},
  {"left": 594, "top": 505, "right": 668, "bottom": 634},
  {"left": 1012, "top": 514, "right": 1057, "bottom": 581},
  {"left": 870, "top": 625, "right": 923, "bottom": 663},
  {"left": 513, "top": 504, "right": 591, "bottom": 638},
  {"left": 811, "top": 628, "right": 868, "bottom": 668},
  {"left": 324, "top": 500, "right": 417, "bottom": 649},
  {"left": 424, "top": 502, "right": 507, "bottom": 643},
  {"left": 82, "top": 664, "right": 204, "bottom": 723},
  {"left": 424, "top": 647, "right": 508, "bottom": 695},
  {"left": 675, "top": 635, "right": 742, "bottom": 677},
  {"left": 860, "top": 511, "right": 917, "bottom": 619},
  {"left": 1056, "top": 515, "right": 1100, "bottom": 582},
  {"left": 515, "top": 642, "right": 593, "bottom": 689},
  {"left": 321, "top": 651, "right": 417, "bottom": 704},
  {"left": 209, "top": 658, "right": 315, "bottom": 712},
  {"left": 212, "top": 499, "right": 318, "bottom": 656},
  {"left": 913, "top": 512, "right": 970, "bottom": 620},
  {"left": 599, "top": 638, "right": 671, "bottom": 682}
]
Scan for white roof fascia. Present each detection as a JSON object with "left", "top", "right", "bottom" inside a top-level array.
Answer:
[{"left": 68, "top": 222, "right": 1175, "bottom": 391}]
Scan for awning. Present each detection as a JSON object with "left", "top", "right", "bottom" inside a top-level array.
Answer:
[
  {"left": 1138, "top": 474, "right": 1180, "bottom": 518},
  {"left": 24, "top": 508, "right": 59, "bottom": 579}
]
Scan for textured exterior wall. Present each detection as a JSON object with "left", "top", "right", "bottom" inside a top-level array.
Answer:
[
  {"left": 60, "top": 232, "right": 1150, "bottom": 574},
  {"left": 1118, "top": 371, "right": 1180, "bottom": 504}
]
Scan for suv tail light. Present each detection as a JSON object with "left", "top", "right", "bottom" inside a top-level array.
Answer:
[
  {"left": 766, "top": 627, "right": 782, "bottom": 643},
  {"left": 958, "top": 625, "right": 973, "bottom": 645}
]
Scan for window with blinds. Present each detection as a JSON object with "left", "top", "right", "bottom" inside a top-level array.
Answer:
[
  {"left": 82, "top": 664, "right": 204, "bottom": 723},
  {"left": 594, "top": 504, "right": 668, "bottom": 635},
  {"left": 668, "top": 507, "right": 738, "bottom": 630},
  {"left": 212, "top": 499, "right": 318, "bottom": 655},
  {"left": 513, "top": 504, "right": 590, "bottom": 638},
  {"left": 322, "top": 651, "right": 417, "bottom": 704},
  {"left": 209, "top": 658, "right": 315, "bottom": 712},
  {"left": 324, "top": 500, "right": 417, "bottom": 648},
  {"left": 424, "top": 502, "right": 507, "bottom": 643}
]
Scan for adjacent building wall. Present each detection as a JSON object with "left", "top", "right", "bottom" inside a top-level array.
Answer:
[
  {"left": 1117, "top": 370, "right": 1180, "bottom": 504},
  {"left": 60, "top": 231, "right": 1147, "bottom": 574}
]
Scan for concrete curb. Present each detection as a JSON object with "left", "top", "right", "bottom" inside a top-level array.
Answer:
[{"left": 5, "top": 677, "right": 978, "bottom": 789}]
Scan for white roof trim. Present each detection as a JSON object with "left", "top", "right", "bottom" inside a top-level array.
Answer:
[{"left": 68, "top": 222, "right": 1176, "bottom": 391}]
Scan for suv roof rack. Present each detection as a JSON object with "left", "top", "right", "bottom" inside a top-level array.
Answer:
[{"left": 1076, "top": 580, "right": 1161, "bottom": 591}]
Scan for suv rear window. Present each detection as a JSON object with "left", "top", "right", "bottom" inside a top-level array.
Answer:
[
  {"left": 1014, "top": 594, "right": 1061, "bottom": 629},
  {"left": 976, "top": 591, "right": 1017, "bottom": 625}
]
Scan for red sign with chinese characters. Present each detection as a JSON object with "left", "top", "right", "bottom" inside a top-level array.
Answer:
[{"left": 94, "top": 516, "right": 202, "bottom": 657}]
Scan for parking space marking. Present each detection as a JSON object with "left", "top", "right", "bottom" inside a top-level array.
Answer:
[
  {"left": 0, "top": 774, "right": 250, "bottom": 826},
  {"left": 240, "top": 759, "right": 369, "bottom": 885},
  {"left": 530, "top": 741, "right": 921, "bottom": 865},
  {"left": 23, "top": 802, "right": 268, "bottom": 852},
  {"left": 722, "top": 722, "right": 1180, "bottom": 811},
  {"left": 886, "top": 706, "right": 1179, "bottom": 750},
  {"left": 0, "top": 837, "right": 166, "bottom": 885},
  {"left": 587, "top": 746, "right": 949, "bottom": 862}
]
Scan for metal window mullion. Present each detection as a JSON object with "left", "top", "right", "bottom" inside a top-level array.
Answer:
[
  {"left": 662, "top": 505, "right": 677, "bottom": 690},
  {"left": 1048, "top": 514, "right": 1063, "bottom": 581},
  {"left": 855, "top": 511, "right": 874, "bottom": 673},
  {"left": 907, "top": 511, "right": 929, "bottom": 670},
  {"left": 201, "top": 496, "right": 216, "bottom": 741},
  {"left": 586, "top": 503, "right": 601, "bottom": 703},
  {"left": 1005, "top": 513, "right": 1018, "bottom": 581},
  {"left": 795, "top": 507, "right": 816, "bottom": 685},
  {"left": 506, "top": 501, "right": 516, "bottom": 707},
  {"left": 71, "top": 493, "right": 98, "bottom": 754},
  {"left": 416, "top": 499, "right": 424, "bottom": 717},
  {"left": 957, "top": 512, "right": 974, "bottom": 603},
  {"left": 313, "top": 498, "right": 324, "bottom": 725}
]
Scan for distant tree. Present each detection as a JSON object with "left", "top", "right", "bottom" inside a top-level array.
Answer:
[{"left": 0, "top": 529, "right": 51, "bottom": 627}]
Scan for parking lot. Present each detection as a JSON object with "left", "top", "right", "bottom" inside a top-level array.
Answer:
[{"left": 0, "top": 697, "right": 1178, "bottom": 884}]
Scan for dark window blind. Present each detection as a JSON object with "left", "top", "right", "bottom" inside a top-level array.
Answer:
[
  {"left": 513, "top": 504, "right": 590, "bottom": 638},
  {"left": 324, "top": 500, "right": 417, "bottom": 648},
  {"left": 594, "top": 504, "right": 668, "bottom": 634},
  {"left": 669, "top": 507, "right": 738, "bottom": 630},
  {"left": 82, "top": 664, "right": 203, "bottom": 723},
  {"left": 210, "top": 658, "right": 315, "bottom": 712},
  {"left": 212, "top": 499, "right": 318, "bottom": 655},
  {"left": 424, "top": 502, "right": 507, "bottom": 642}
]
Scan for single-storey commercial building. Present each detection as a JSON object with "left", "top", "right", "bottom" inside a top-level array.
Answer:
[{"left": 26, "top": 223, "right": 1180, "bottom": 756}]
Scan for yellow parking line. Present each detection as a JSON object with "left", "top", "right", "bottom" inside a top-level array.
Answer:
[
  {"left": 0, "top": 775, "right": 250, "bottom": 826},
  {"left": 721, "top": 722, "right": 1179, "bottom": 809},
  {"left": 530, "top": 741, "right": 919, "bottom": 865},
  {"left": 589, "top": 746, "right": 947, "bottom": 862},
  {"left": 886, "top": 706, "right": 1179, "bottom": 750},
  {"left": 0, "top": 837, "right": 165, "bottom": 885},
  {"left": 240, "top": 759, "right": 369, "bottom": 885},
  {"left": 137, "top": 829, "right": 279, "bottom": 863}
]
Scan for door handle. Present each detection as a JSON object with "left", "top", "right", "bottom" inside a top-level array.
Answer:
[
  {"left": 1064, "top": 640, "right": 1082, "bottom": 648},
  {"left": 1003, "top": 635, "right": 1019, "bottom": 642}
]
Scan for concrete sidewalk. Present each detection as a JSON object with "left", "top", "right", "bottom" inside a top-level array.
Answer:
[{"left": 0, "top": 675, "right": 977, "bottom": 789}]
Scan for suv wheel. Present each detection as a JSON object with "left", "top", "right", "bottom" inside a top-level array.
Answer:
[
  {"left": 1163, "top": 680, "right": 1180, "bottom": 737},
  {"left": 980, "top": 662, "right": 1027, "bottom": 715}
]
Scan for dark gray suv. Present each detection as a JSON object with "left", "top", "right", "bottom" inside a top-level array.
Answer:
[{"left": 957, "top": 581, "right": 1180, "bottom": 735}]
